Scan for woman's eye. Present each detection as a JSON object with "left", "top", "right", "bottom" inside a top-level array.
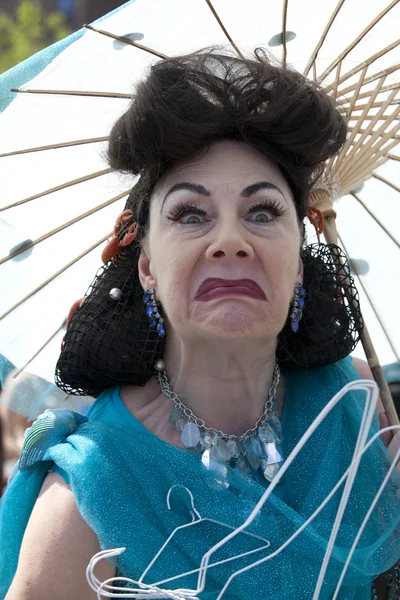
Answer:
[
  {"left": 249, "top": 211, "right": 271, "bottom": 223},
  {"left": 247, "top": 201, "right": 285, "bottom": 223},
  {"left": 167, "top": 203, "right": 208, "bottom": 224},
  {"left": 182, "top": 213, "right": 206, "bottom": 224}
]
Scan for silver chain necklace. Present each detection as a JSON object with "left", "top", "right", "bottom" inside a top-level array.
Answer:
[{"left": 155, "top": 360, "right": 284, "bottom": 483}]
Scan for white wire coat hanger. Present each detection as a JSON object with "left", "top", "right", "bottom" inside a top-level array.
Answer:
[
  {"left": 85, "top": 380, "right": 400, "bottom": 599},
  {"left": 139, "top": 484, "right": 272, "bottom": 589},
  {"left": 86, "top": 484, "right": 272, "bottom": 599}
]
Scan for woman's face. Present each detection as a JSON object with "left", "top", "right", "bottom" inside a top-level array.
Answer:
[{"left": 139, "top": 140, "right": 303, "bottom": 343}]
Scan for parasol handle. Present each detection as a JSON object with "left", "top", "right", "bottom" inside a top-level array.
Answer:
[{"left": 310, "top": 189, "right": 400, "bottom": 428}]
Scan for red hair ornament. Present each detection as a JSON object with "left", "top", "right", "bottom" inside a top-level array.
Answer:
[
  {"left": 60, "top": 297, "right": 86, "bottom": 350},
  {"left": 307, "top": 207, "right": 324, "bottom": 242},
  {"left": 101, "top": 209, "right": 139, "bottom": 264}
]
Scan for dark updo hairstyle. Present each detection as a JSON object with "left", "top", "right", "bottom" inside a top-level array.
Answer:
[
  {"left": 108, "top": 47, "right": 347, "bottom": 229},
  {"left": 55, "top": 48, "right": 363, "bottom": 397}
]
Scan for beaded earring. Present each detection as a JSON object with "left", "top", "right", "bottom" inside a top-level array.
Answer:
[
  {"left": 143, "top": 288, "right": 165, "bottom": 337},
  {"left": 290, "top": 283, "right": 306, "bottom": 333}
]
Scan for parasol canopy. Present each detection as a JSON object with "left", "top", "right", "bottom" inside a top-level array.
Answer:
[{"left": 0, "top": 0, "right": 399, "bottom": 418}]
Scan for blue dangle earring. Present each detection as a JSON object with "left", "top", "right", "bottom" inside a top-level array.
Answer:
[
  {"left": 143, "top": 288, "right": 165, "bottom": 338},
  {"left": 290, "top": 283, "right": 306, "bottom": 333}
]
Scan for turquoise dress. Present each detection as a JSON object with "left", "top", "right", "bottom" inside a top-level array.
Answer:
[{"left": 0, "top": 357, "right": 399, "bottom": 599}]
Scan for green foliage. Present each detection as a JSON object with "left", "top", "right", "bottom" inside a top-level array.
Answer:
[{"left": 0, "top": 0, "right": 72, "bottom": 74}]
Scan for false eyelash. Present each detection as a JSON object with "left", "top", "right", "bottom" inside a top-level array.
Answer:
[
  {"left": 167, "top": 202, "right": 206, "bottom": 221},
  {"left": 248, "top": 199, "right": 286, "bottom": 217},
  {"left": 166, "top": 199, "right": 285, "bottom": 222}
]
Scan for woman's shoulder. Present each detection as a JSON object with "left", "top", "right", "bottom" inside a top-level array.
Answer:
[
  {"left": 283, "top": 355, "right": 378, "bottom": 434},
  {"left": 285, "top": 355, "right": 358, "bottom": 402},
  {"left": 4, "top": 470, "right": 116, "bottom": 600},
  {"left": 8, "top": 385, "right": 143, "bottom": 485}
]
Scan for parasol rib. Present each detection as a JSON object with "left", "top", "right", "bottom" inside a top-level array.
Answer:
[
  {"left": 351, "top": 99, "right": 400, "bottom": 111},
  {"left": 303, "top": 0, "right": 345, "bottom": 77},
  {"left": 318, "top": 0, "right": 400, "bottom": 83},
  {"left": 340, "top": 153, "right": 390, "bottom": 186},
  {"left": 338, "top": 233, "right": 400, "bottom": 362},
  {"left": 12, "top": 324, "right": 65, "bottom": 380},
  {"left": 0, "top": 234, "right": 109, "bottom": 323},
  {"left": 338, "top": 64, "right": 400, "bottom": 97},
  {"left": 341, "top": 132, "right": 400, "bottom": 191},
  {"left": 388, "top": 153, "right": 400, "bottom": 161},
  {"left": 333, "top": 66, "right": 369, "bottom": 172},
  {"left": 340, "top": 117, "right": 400, "bottom": 190},
  {"left": 335, "top": 75, "right": 388, "bottom": 171},
  {"left": 0, "top": 168, "right": 112, "bottom": 212},
  {"left": 347, "top": 127, "right": 400, "bottom": 141},
  {"left": 332, "top": 67, "right": 368, "bottom": 171},
  {"left": 281, "top": 0, "right": 289, "bottom": 66},
  {"left": 0, "top": 137, "right": 109, "bottom": 158},
  {"left": 350, "top": 192, "right": 400, "bottom": 250},
  {"left": 10, "top": 88, "right": 132, "bottom": 99},
  {"left": 83, "top": 24, "right": 169, "bottom": 59},
  {"left": 347, "top": 115, "right": 399, "bottom": 123},
  {"left": 345, "top": 82, "right": 400, "bottom": 103},
  {"left": 372, "top": 172, "right": 400, "bottom": 193},
  {"left": 338, "top": 92, "right": 400, "bottom": 183},
  {"left": 0, "top": 190, "right": 129, "bottom": 265},
  {"left": 327, "top": 39, "right": 400, "bottom": 90},
  {"left": 331, "top": 62, "right": 342, "bottom": 102},
  {"left": 359, "top": 154, "right": 395, "bottom": 176},
  {"left": 203, "top": 0, "right": 243, "bottom": 57}
]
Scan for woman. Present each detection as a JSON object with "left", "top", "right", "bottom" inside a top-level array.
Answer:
[{"left": 1, "top": 49, "right": 399, "bottom": 600}]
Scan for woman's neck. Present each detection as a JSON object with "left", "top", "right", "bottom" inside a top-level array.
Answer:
[{"left": 162, "top": 335, "right": 282, "bottom": 436}]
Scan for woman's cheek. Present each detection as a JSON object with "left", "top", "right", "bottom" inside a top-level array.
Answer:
[
  {"left": 159, "top": 264, "right": 190, "bottom": 317},
  {"left": 268, "top": 269, "right": 297, "bottom": 318}
]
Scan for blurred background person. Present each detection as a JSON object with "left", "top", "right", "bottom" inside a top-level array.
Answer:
[
  {"left": 0, "top": 354, "right": 94, "bottom": 493},
  {"left": 383, "top": 362, "right": 400, "bottom": 419}
]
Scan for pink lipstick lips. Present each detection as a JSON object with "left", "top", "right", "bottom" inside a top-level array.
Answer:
[{"left": 195, "top": 278, "right": 266, "bottom": 301}]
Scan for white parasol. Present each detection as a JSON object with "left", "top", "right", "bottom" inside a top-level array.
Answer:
[{"left": 0, "top": 0, "right": 399, "bottom": 421}]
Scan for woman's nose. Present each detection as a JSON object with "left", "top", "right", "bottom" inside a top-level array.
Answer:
[{"left": 205, "top": 218, "right": 254, "bottom": 262}]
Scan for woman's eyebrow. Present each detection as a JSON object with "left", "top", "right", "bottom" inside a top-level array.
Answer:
[
  {"left": 240, "top": 181, "right": 286, "bottom": 199},
  {"left": 161, "top": 180, "right": 286, "bottom": 211},
  {"left": 162, "top": 182, "right": 211, "bottom": 209}
]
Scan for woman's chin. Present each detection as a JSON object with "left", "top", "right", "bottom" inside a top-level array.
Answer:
[{"left": 192, "top": 304, "right": 271, "bottom": 339}]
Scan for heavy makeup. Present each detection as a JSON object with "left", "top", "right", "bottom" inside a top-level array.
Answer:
[
  {"left": 139, "top": 140, "right": 303, "bottom": 344},
  {"left": 122, "top": 140, "right": 303, "bottom": 441}
]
